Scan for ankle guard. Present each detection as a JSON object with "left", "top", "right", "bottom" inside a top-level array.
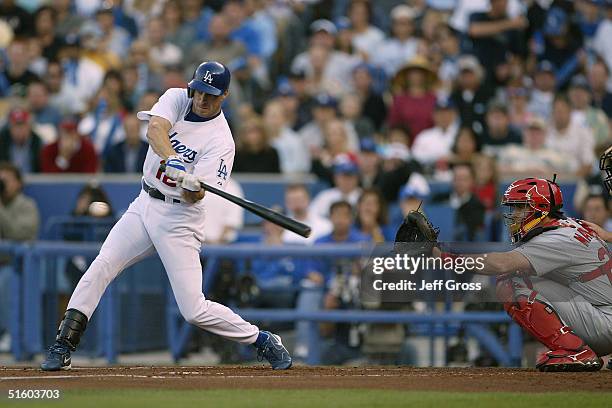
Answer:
[{"left": 56, "top": 309, "right": 88, "bottom": 351}]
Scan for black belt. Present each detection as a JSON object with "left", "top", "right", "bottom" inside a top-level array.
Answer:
[{"left": 142, "top": 180, "right": 181, "bottom": 204}]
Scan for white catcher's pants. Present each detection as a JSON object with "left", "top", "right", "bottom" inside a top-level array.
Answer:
[{"left": 67, "top": 191, "right": 259, "bottom": 344}]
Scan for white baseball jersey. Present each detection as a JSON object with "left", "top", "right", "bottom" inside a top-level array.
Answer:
[
  {"left": 67, "top": 88, "right": 260, "bottom": 345},
  {"left": 137, "top": 88, "right": 235, "bottom": 203}
]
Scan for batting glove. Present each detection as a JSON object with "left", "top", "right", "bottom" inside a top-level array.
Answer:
[
  {"left": 181, "top": 173, "right": 202, "bottom": 192},
  {"left": 165, "top": 155, "right": 186, "bottom": 182}
]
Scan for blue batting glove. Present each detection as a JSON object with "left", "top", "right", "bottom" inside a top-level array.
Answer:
[{"left": 165, "top": 155, "right": 186, "bottom": 181}]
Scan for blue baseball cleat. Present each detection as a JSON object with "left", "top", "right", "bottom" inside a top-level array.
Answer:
[
  {"left": 40, "top": 342, "right": 72, "bottom": 371},
  {"left": 255, "top": 331, "right": 292, "bottom": 370}
]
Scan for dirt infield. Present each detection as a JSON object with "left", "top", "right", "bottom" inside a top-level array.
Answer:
[{"left": 0, "top": 366, "right": 610, "bottom": 393}]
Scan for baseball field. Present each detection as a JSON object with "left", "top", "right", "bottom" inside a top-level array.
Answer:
[{"left": 0, "top": 366, "right": 610, "bottom": 407}]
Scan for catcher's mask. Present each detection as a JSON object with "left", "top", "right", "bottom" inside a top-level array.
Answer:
[
  {"left": 501, "top": 177, "right": 563, "bottom": 243},
  {"left": 600, "top": 146, "right": 612, "bottom": 195}
]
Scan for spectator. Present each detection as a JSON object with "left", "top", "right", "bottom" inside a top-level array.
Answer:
[
  {"left": 507, "top": 84, "right": 531, "bottom": 130},
  {"left": 33, "top": 5, "right": 65, "bottom": 62},
  {"left": 536, "top": 6, "right": 583, "bottom": 88},
  {"left": 44, "top": 60, "right": 83, "bottom": 116},
  {"left": 263, "top": 100, "right": 310, "bottom": 174},
  {"left": 398, "top": 174, "right": 431, "bottom": 217},
  {"left": 372, "top": 5, "right": 422, "bottom": 77},
  {"left": 355, "top": 188, "right": 389, "bottom": 243},
  {"left": 26, "top": 80, "right": 62, "bottom": 129},
  {"left": 576, "top": 0, "right": 603, "bottom": 46},
  {"left": 388, "top": 55, "right": 437, "bottom": 143},
  {"left": 498, "top": 116, "right": 575, "bottom": 178},
  {"left": 282, "top": 184, "right": 332, "bottom": 245},
  {"left": 0, "top": 161, "right": 39, "bottom": 240},
  {"left": 449, "top": 0, "right": 525, "bottom": 34},
  {"left": 310, "top": 119, "right": 356, "bottom": 183},
  {"left": 1, "top": 37, "right": 40, "bottom": 97},
  {"left": 411, "top": 96, "right": 459, "bottom": 169},
  {"left": 287, "top": 69, "right": 314, "bottom": 130},
  {"left": 0, "top": 161, "right": 40, "bottom": 350},
  {"left": 347, "top": 0, "right": 385, "bottom": 59},
  {"left": 249, "top": 214, "right": 299, "bottom": 309},
  {"left": 233, "top": 117, "right": 280, "bottom": 173},
  {"left": 588, "top": 59, "right": 612, "bottom": 118},
  {"left": 122, "top": 40, "right": 163, "bottom": 106},
  {"left": 435, "top": 23, "right": 462, "bottom": 93},
  {"left": 377, "top": 141, "right": 422, "bottom": 202},
  {"left": 40, "top": 118, "right": 98, "bottom": 173},
  {"left": 547, "top": 94, "right": 595, "bottom": 177},
  {"left": 294, "top": 200, "right": 369, "bottom": 359},
  {"left": 51, "top": 0, "right": 84, "bottom": 37},
  {"left": 143, "top": 17, "right": 183, "bottom": 68},
  {"left": 581, "top": 194, "right": 612, "bottom": 231},
  {"left": 472, "top": 154, "right": 498, "bottom": 212},
  {"left": 78, "top": 70, "right": 126, "bottom": 159},
  {"left": 64, "top": 183, "right": 114, "bottom": 288},
  {"left": 433, "top": 163, "right": 486, "bottom": 241},
  {"left": 97, "top": 6, "right": 131, "bottom": 58},
  {"left": 299, "top": 93, "right": 340, "bottom": 152},
  {"left": 450, "top": 55, "right": 494, "bottom": 136},
  {"left": 481, "top": 101, "right": 522, "bottom": 155},
  {"left": 310, "top": 159, "right": 362, "bottom": 218},
  {"left": 468, "top": 0, "right": 527, "bottom": 82},
  {"left": 358, "top": 138, "right": 381, "bottom": 189},
  {"left": 57, "top": 34, "right": 105, "bottom": 112},
  {"left": 568, "top": 74, "right": 610, "bottom": 148},
  {"left": 339, "top": 93, "right": 375, "bottom": 141},
  {"left": 291, "top": 19, "right": 361, "bottom": 96},
  {"left": 218, "top": 0, "right": 263, "bottom": 60},
  {"left": 593, "top": 1, "right": 612, "bottom": 90},
  {"left": 0, "top": 0, "right": 34, "bottom": 36},
  {"left": 527, "top": 60, "right": 557, "bottom": 120},
  {"left": 104, "top": 114, "right": 147, "bottom": 173},
  {"left": 351, "top": 63, "right": 387, "bottom": 130},
  {"left": 161, "top": 0, "right": 196, "bottom": 54},
  {"left": 0, "top": 107, "right": 43, "bottom": 173},
  {"left": 202, "top": 178, "right": 245, "bottom": 244},
  {"left": 448, "top": 127, "right": 481, "bottom": 169},
  {"left": 185, "top": 13, "right": 246, "bottom": 75}
]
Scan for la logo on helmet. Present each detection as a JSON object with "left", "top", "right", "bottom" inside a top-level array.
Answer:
[{"left": 203, "top": 71, "right": 213, "bottom": 84}]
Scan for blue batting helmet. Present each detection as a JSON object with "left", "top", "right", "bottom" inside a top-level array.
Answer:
[{"left": 187, "top": 61, "right": 231, "bottom": 98}]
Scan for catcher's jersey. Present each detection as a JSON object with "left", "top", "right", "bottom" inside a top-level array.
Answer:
[
  {"left": 137, "top": 88, "right": 235, "bottom": 203},
  {"left": 513, "top": 217, "right": 612, "bottom": 309}
]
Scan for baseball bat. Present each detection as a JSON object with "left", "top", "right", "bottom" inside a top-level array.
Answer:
[{"left": 160, "top": 164, "right": 312, "bottom": 238}]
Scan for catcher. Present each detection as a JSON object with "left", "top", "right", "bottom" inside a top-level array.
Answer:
[{"left": 397, "top": 177, "right": 612, "bottom": 372}]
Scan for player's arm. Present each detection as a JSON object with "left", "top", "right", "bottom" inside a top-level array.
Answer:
[
  {"left": 146, "top": 116, "right": 176, "bottom": 159},
  {"left": 433, "top": 247, "right": 535, "bottom": 276}
]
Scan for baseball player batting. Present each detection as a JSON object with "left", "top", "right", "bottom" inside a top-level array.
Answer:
[
  {"left": 41, "top": 61, "right": 292, "bottom": 371},
  {"left": 402, "top": 176, "right": 612, "bottom": 371}
]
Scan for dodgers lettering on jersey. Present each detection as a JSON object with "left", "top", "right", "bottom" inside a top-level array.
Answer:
[
  {"left": 513, "top": 217, "right": 612, "bottom": 309},
  {"left": 137, "top": 88, "right": 235, "bottom": 202}
]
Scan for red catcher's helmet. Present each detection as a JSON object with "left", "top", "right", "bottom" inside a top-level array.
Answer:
[{"left": 501, "top": 177, "right": 563, "bottom": 243}]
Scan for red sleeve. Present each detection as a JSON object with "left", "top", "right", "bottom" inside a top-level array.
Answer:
[{"left": 40, "top": 144, "right": 61, "bottom": 173}]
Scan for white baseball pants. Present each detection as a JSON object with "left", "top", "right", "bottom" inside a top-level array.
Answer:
[{"left": 67, "top": 191, "right": 259, "bottom": 344}]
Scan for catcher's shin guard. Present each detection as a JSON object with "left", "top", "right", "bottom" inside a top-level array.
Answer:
[
  {"left": 56, "top": 308, "right": 88, "bottom": 351},
  {"left": 498, "top": 281, "right": 602, "bottom": 372}
]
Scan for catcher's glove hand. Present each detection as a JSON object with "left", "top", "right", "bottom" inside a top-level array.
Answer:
[{"left": 394, "top": 211, "right": 439, "bottom": 256}]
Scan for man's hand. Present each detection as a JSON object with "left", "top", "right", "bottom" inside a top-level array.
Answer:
[
  {"left": 181, "top": 173, "right": 204, "bottom": 203},
  {"left": 582, "top": 221, "right": 612, "bottom": 242},
  {"left": 165, "top": 155, "right": 186, "bottom": 181}
]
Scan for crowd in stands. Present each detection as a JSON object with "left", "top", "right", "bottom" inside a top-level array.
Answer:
[{"left": 2, "top": 0, "right": 612, "bottom": 363}]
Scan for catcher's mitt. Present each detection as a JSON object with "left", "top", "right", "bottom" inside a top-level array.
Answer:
[{"left": 394, "top": 211, "right": 439, "bottom": 256}]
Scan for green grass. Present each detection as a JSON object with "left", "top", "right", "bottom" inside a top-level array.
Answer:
[{"left": 3, "top": 390, "right": 611, "bottom": 408}]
